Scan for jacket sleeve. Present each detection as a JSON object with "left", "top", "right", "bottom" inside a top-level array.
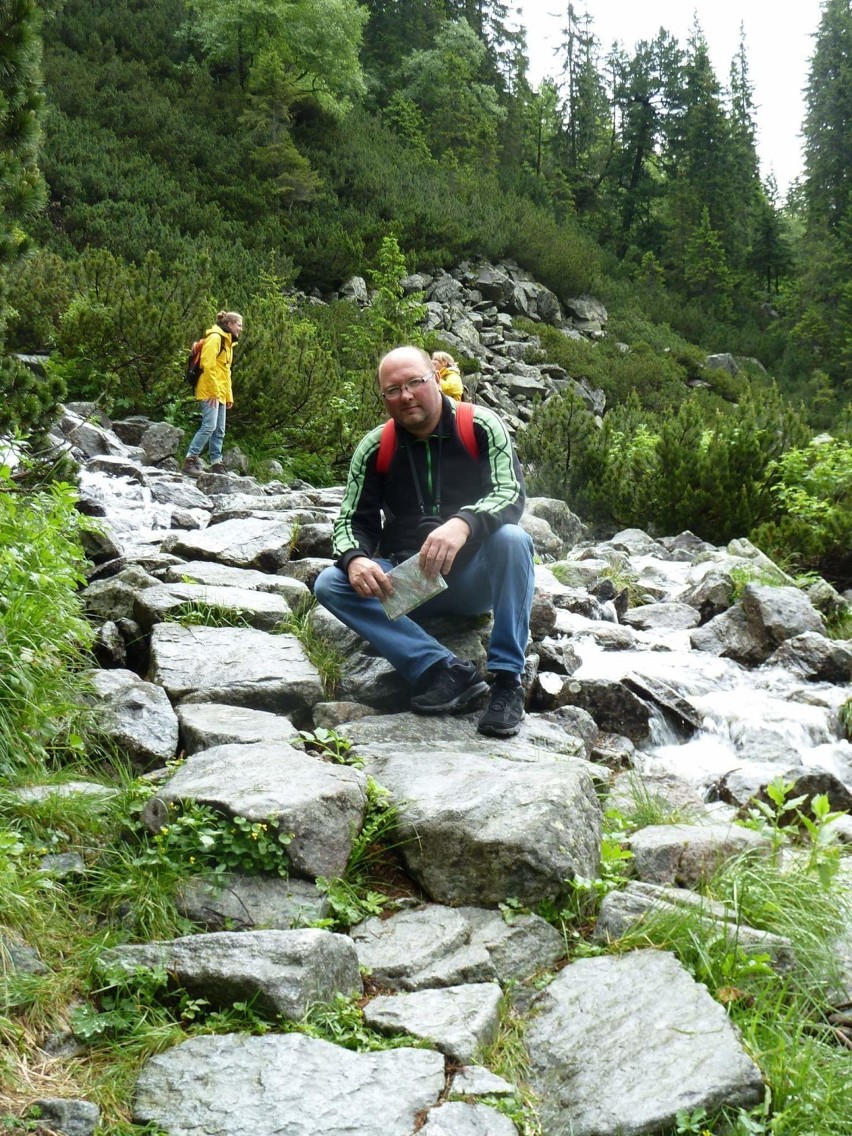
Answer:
[
  {"left": 453, "top": 406, "right": 526, "bottom": 542},
  {"left": 332, "top": 426, "right": 385, "bottom": 571}
]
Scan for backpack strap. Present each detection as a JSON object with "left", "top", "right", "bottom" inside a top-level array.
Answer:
[{"left": 375, "top": 403, "right": 478, "bottom": 476}]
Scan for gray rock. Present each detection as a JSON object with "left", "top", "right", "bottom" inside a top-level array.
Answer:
[
  {"left": 292, "top": 521, "right": 334, "bottom": 559},
  {"left": 1, "top": 930, "right": 49, "bottom": 975},
  {"left": 524, "top": 498, "right": 588, "bottom": 548},
  {"left": 149, "top": 478, "right": 212, "bottom": 509},
  {"left": 31, "top": 1099, "right": 100, "bottom": 1136},
  {"left": 594, "top": 882, "right": 797, "bottom": 972},
  {"left": 519, "top": 513, "right": 562, "bottom": 559},
  {"left": 177, "top": 703, "right": 296, "bottom": 752},
  {"left": 11, "top": 781, "right": 116, "bottom": 804},
  {"left": 351, "top": 904, "right": 564, "bottom": 991},
  {"left": 450, "top": 1066, "right": 516, "bottom": 1099},
  {"left": 355, "top": 746, "right": 601, "bottom": 905},
  {"left": 164, "top": 559, "right": 311, "bottom": 610},
  {"left": 741, "top": 583, "right": 825, "bottom": 648},
  {"left": 527, "top": 950, "right": 764, "bottom": 1136},
  {"left": 534, "top": 636, "right": 581, "bottom": 676},
  {"left": 312, "top": 701, "right": 380, "bottom": 730},
  {"left": 621, "top": 602, "right": 701, "bottom": 631},
  {"left": 164, "top": 516, "right": 294, "bottom": 572},
  {"left": 690, "top": 604, "right": 769, "bottom": 665},
  {"left": 134, "top": 1032, "right": 445, "bottom": 1136},
  {"left": 766, "top": 632, "right": 852, "bottom": 684},
  {"left": 553, "top": 678, "right": 651, "bottom": 742},
  {"left": 140, "top": 421, "right": 184, "bottom": 463},
  {"left": 628, "top": 822, "right": 772, "bottom": 886},
  {"left": 705, "top": 352, "right": 739, "bottom": 374},
  {"left": 678, "top": 569, "right": 735, "bottom": 621},
  {"left": 148, "top": 624, "right": 323, "bottom": 715},
  {"left": 133, "top": 582, "right": 290, "bottom": 632},
  {"left": 104, "top": 928, "right": 360, "bottom": 1019},
  {"left": 421, "top": 1102, "right": 519, "bottom": 1135},
  {"left": 364, "top": 982, "right": 502, "bottom": 1062},
  {"left": 156, "top": 741, "right": 367, "bottom": 880},
  {"left": 81, "top": 577, "right": 139, "bottom": 622},
  {"left": 176, "top": 873, "right": 327, "bottom": 930},
  {"left": 93, "top": 619, "right": 126, "bottom": 667},
  {"left": 725, "top": 539, "right": 795, "bottom": 585},
  {"left": 88, "top": 668, "right": 179, "bottom": 768},
  {"left": 620, "top": 674, "right": 704, "bottom": 734},
  {"left": 340, "top": 274, "right": 369, "bottom": 303}
]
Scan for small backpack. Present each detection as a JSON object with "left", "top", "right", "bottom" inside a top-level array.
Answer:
[
  {"left": 185, "top": 332, "right": 225, "bottom": 390},
  {"left": 375, "top": 400, "right": 478, "bottom": 475}
]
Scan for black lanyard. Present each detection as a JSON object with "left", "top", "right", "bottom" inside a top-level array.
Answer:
[{"left": 404, "top": 430, "right": 443, "bottom": 517}]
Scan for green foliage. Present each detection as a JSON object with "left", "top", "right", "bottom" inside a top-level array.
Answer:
[
  {"left": 126, "top": 782, "right": 293, "bottom": 882},
  {"left": 0, "top": 473, "right": 95, "bottom": 776},
  {"left": 293, "top": 727, "right": 360, "bottom": 767},
  {"left": 282, "top": 604, "right": 345, "bottom": 697},
  {"left": 286, "top": 993, "right": 419, "bottom": 1052},
  {"left": 54, "top": 248, "right": 213, "bottom": 415},
  {"left": 4, "top": 248, "right": 70, "bottom": 351},
  {"left": 314, "top": 777, "right": 402, "bottom": 930},
  {"left": 166, "top": 601, "right": 254, "bottom": 630}
]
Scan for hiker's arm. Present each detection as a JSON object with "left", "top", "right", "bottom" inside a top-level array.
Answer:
[
  {"left": 332, "top": 429, "right": 385, "bottom": 569},
  {"left": 452, "top": 409, "right": 525, "bottom": 541},
  {"left": 346, "top": 555, "right": 393, "bottom": 598}
]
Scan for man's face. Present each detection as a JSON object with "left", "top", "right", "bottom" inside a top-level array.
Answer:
[{"left": 378, "top": 351, "right": 443, "bottom": 437}]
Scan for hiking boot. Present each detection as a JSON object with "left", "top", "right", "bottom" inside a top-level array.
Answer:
[
  {"left": 477, "top": 679, "right": 525, "bottom": 737},
  {"left": 182, "top": 455, "right": 202, "bottom": 475},
  {"left": 210, "top": 462, "right": 226, "bottom": 474},
  {"left": 410, "top": 659, "right": 489, "bottom": 715}
]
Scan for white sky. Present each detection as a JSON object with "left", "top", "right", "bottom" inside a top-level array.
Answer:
[{"left": 512, "top": 1, "right": 825, "bottom": 194}]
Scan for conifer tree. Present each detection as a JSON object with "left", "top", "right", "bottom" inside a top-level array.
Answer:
[{"left": 0, "top": 0, "right": 64, "bottom": 438}]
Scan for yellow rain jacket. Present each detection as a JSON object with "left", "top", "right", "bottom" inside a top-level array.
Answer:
[
  {"left": 436, "top": 362, "right": 464, "bottom": 401},
  {"left": 195, "top": 324, "right": 234, "bottom": 404}
]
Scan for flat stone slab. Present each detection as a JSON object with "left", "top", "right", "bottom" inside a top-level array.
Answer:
[
  {"left": 176, "top": 873, "right": 327, "bottom": 931},
  {"left": 156, "top": 742, "right": 367, "bottom": 880},
  {"left": 364, "top": 982, "right": 503, "bottom": 1062},
  {"left": 621, "top": 602, "right": 701, "bottom": 631},
  {"left": 104, "top": 929, "right": 361, "bottom": 1019},
  {"left": 449, "top": 1066, "right": 516, "bottom": 1099},
  {"left": 421, "top": 1101, "right": 519, "bottom": 1135},
  {"left": 628, "top": 822, "right": 772, "bottom": 886},
  {"left": 351, "top": 904, "right": 564, "bottom": 990},
  {"left": 163, "top": 559, "right": 311, "bottom": 610},
  {"left": 177, "top": 703, "right": 296, "bottom": 753},
  {"left": 527, "top": 950, "right": 764, "bottom": 1135},
  {"left": 134, "top": 1032, "right": 446, "bottom": 1136},
  {"left": 148, "top": 624, "right": 323, "bottom": 715},
  {"left": 134, "top": 583, "right": 290, "bottom": 632},
  {"left": 164, "top": 516, "right": 295, "bottom": 572},
  {"left": 594, "top": 882, "right": 797, "bottom": 973},
  {"left": 354, "top": 747, "right": 601, "bottom": 906}
]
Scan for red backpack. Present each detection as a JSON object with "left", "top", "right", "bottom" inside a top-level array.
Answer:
[{"left": 375, "top": 401, "right": 478, "bottom": 475}]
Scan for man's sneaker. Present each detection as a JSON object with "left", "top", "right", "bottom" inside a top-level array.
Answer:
[
  {"left": 410, "top": 660, "right": 489, "bottom": 715},
  {"left": 477, "top": 680, "right": 525, "bottom": 737},
  {"left": 182, "top": 455, "right": 202, "bottom": 475},
  {"left": 210, "top": 462, "right": 226, "bottom": 474}
]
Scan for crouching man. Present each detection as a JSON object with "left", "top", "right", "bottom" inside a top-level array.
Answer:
[{"left": 314, "top": 345, "right": 534, "bottom": 737}]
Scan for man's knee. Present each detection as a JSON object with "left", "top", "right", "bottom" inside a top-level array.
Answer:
[
  {"left": 313, "top": 565, "right": 346, "bottom": 609},
  {"left": 487, "top": 523, "right": 534, "bottom": 562}
]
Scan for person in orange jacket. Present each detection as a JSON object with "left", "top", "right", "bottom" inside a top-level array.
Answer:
[
  {"left": 182, "top": 310, "right": 242, "bottom": 474},
  {"left": 431, "top": 350, "right": 464, "bottom": 401}
]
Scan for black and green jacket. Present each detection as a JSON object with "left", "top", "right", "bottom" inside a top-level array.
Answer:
[{"left": 333, "top": 397, "right": 526, "bottom": 572}]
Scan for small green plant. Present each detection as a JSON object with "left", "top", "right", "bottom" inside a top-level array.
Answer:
[
  {"left": 675, "top": 1106, "right": 712, "bottom": 1135},
  {"left": 293, "top": 727, "right": 360, "bottom": 767},
  {"left": 281, "top": 604, "right": 345, "bottom": 696},
  {"left": 475, "top": 993, "right": 543, "bottom": 1136},
  {"left": 287, "top": 993, "right": 422, "bottom": 1052},
  {"left": 166, "top": 601, "right": 253, "bottom": 629}
]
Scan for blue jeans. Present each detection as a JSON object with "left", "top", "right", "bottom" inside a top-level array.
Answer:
[
  {"left": 314, "top": 524, "right": 535, "bottom": 686},
  {"left": 187, "top": 400, "right": 227, "bottom": 463}
]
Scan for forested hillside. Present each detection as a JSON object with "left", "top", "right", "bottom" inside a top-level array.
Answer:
[{"left": 1, "top": 0, "right": 850, "bottom": 580}]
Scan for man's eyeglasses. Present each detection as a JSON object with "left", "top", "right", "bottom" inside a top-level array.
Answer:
[{"left": 380, "top": 372, "right": 435, "bottom": 401}]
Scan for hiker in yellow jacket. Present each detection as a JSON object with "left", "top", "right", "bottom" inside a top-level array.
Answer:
[
  {"left": 431, "top": 350, "right": 464, "bottom": 401},
  {"left": 182, "top": 310, "right": 242, "bottom": 474}
]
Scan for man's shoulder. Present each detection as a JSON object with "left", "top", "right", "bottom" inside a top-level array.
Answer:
[
  {"left": 351, "top": 422, "right": 386, "bottom": 463},
  {"left": 467, "top": 402, "right": 511, "bottom": 436}
]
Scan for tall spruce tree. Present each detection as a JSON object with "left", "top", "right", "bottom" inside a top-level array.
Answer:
[{"left": 0, "top": 0, "right": 64, "bottom": 438}]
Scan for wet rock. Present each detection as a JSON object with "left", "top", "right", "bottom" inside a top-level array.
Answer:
[
  {"left": 594, "top": 882, "right": 797, "bottom": 973},
  {"left": 527, "top": 950, "right": 764, "bottom": 1136},
  {"left": 679, "top": 568, "right": 735, "bottom": 622},
  {"left": 534, "top": 635, "right": 581, "bottom": 675},
  {"left": 621, "top": 602, "right": 700, "bottom": 631},
  {"left": 31, "top": 1099, "right": 100, "bottom": 1136},
  {"left": 176, "top": 874, "right": 327, "bottom": 931},
  {"left": 93, "top": 620, "right": 126, "bottom": 667},
  {"left": 156, "top": 741, "right": 368, "bottom": 880},
  {"left": 628, "top": 822, "right": 772, "bottom": 886},
  {"left": 590, "top": 732, "right": 636, "bottom": 770},
  {"left": 766, "top": 632, "right": 852, "bottom": 684},
  {"left": 351, "top": 904, "right": 564, "bottom": 991},
  {"left": 163, "top": 559, "right": 311, "bottom": 610},
  {"left": 621, "top": 674, "right": 704, "bottom": 735},
  {"left": 149, "top": 478, "right": 212, "bottom": 509},
  {"left": 88, "top": 668, "right": 179, "bottom": 768},
  {"left": 741, "top": 583, "right": 825, "bottom": 648},
  {"left": 134, "top": 1032, "right": 445, "bottom": 1136},
  {"left": 133, "top": 582, "right": 290, "bottom": 632},
  {"left": 164, "top": 516, "right": 295, "bottom": 572},
  {"left": 553, "top": 678, "right": 651, "bottom": 742},
  {"left": 148, "top": 624, "right": 323, "bottom": 716},
  {"left": 364, "top": 982, "right": 502, "bottom": 1062},
  {"left": 690, "top": 605, "right": 769, "bottom": 665},
  {"left": 354, "top": 745, "right": 601, "bottom": 906},
  {"left": 103, "top": 929, "right": 360, "bottom": 1019},
  {"left": 177, "top": 703, "right": 296, "bottom": 753}
]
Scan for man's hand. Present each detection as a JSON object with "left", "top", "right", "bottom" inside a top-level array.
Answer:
[
  {"left": 419, "top": 517, "right": 471, "bottom": 579},
  {"left": 347, "top": 556, "right": 394, "bottom": 599}
]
